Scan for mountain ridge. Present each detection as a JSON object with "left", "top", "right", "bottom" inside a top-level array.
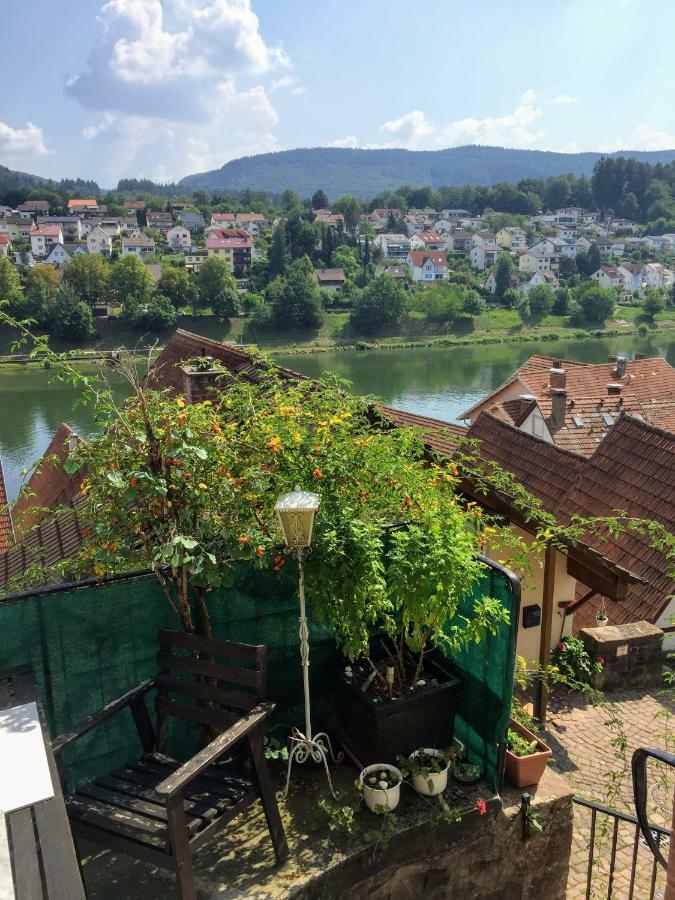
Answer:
[{"left": 179, "top": 145, "right": 675, "bottom": 200}]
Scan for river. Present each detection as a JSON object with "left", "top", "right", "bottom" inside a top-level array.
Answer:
[{"left": 1, "top": 333, "right": 673, "bottom": 502}]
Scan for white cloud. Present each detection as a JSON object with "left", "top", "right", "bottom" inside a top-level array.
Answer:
[
  {"left": 329, "top": 135, "right": 358, "bottom": 149},
  {"left": 370, "top": 91, "right": 544, "bottom": 151},
  {"left": 80, "top": 79, "right": 278, "bottom": 182},
  {"left": 599, "top": 123, "right": 675, "bottom": 152},
  {"left": 0, "top": 121, "right": 52, "bottom": 166},
  {"left": 552, "top": 94, "right": 580, "bottom": 105},
  {"left": 380, "top": 110, "right": 435, "bottom": 149},
  {"left": 271, "top": 74, "right": 306, "bottom": 94},
  {"left": 67, "top": 0, "right": 289, "bottom": 180}
]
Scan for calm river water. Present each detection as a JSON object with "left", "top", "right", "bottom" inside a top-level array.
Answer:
[{"left": 1, "top": 333, "right": 673, "bottom": 501}]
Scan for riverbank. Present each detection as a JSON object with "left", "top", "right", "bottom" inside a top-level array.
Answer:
[{"left": 1, "top": 306, "right": 673, "bottom": 361}]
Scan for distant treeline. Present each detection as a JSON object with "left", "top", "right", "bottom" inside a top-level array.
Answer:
[{"left": 2, "top": 156, "right": 675, "bottom": 234}]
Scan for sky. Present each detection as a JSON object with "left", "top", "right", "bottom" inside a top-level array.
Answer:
[{"left": 1, "top": 0, "right": 674, "bottom": 187}]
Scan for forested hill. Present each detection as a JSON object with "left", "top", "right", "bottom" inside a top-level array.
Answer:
[
  {"left": 179, "top": 145, "right": 675, "bottom": 199},
  {"left": 0, "top": 165, "right": 100, "bottom": 204}
]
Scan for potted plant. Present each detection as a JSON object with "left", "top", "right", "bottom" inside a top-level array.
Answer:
[
  {"left": 595, "top": 601, "right": 609, "bottom": 627},
  {"left": 402, "top": 747, "right": 455, "bottom": 797},
  {"left": 359, "top": 764, "right": 402, "bottom": 812},
  {"left": 504, "top": 720, "right": 552, "bottom": 788}
]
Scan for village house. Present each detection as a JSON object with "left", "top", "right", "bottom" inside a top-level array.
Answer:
[
  {"left": 403, "top": 214, "right": 431, "bottom": 236},
  {"left": 411, "top": 230, "right": 446, "bottom": 251},
  {"left": 522, "top": 271, "right": 560, "bottom": 294},
  {"left": 119, "top": 217, "right": 139, "bottom": 234},
  {"left": 62, "top": 243, "right": 87, "bottom": 257},
  {"left": 44, "top": 244, "right": 71, "bottom": 266},
  {"left": 518, "top": 251, "right": 558, "bottom": 273},
  {"left": 233, "top": 213, "right": 268, "bottom": 236},
  {"left": 368, "top": 208, "right": 401, "bottom": 229},
  {"left": 314, "top": 211, "right": 344, "bottom": 230},
  {"left": 67, "top": 198, "right": 98, "bottom": 215},
  {"left": 37, "top": 216, "right": 82, "bottom": 241},
  {"left": 444, "top": 230, "right": 473, "bottom": 252},
  {"left": 471, "top": 230, "right": 497, "bottom": 248},
  {"left": 643, "top": 262, "right": 674, "bottom": 290},
  {"left": 375, "top": 233, "right": 412, "bottom": 259},
  {"left": 17, "top": 200, "right": 50, "bottom": 218},
  {"left": 1, "top": 216, "right": 33, "bottom": 242},
  {"left": 166, "top": 225, "right": 192, "bottom": 250},
  {"left": 313, "top": 267, "right": 347, "bottom": 289},
  {"left": 470, "top": 242, "right": 501, "bottom": 271},
  {"left": 593, "top": 237, "right": 625, "bottom": 260},
  {"left": 617, "top": 263, "right": 644, "bottom": 293},
  {"left": 121, "top": 235, "right": 156, "bottom": 257},
  {"left": 591, "top": 266, "right": 624, "bottom": 290},
  {"left": 210, "top": 212, "right": 236, "bottom": 226},
  {"left": 179, "top": 211, "right": 205, "bottom": 232},
  {"left": 374, "top": 264, "right": 410, "bottom": 281},
  {"left": 484, "top": 268, "right": 522, "bottom": 294},
  {"left": 30, "top": 224, "right": 63, "bottom": 257},
  {"left": 184, "top": 250, "right": 208, "bottom": 273},
  {"left": 496, "top": 226, "right": 527, "bottom": 251},
  {"left": 123, "top": 200, "right": 146, "bottom": 213},
  {"left": 205, "top": 228, "right": 253, "bottom": 277},
  {"left": 553, "top": 223, "right": 577, "bottom": 241},
  {"left": 146, "top": 211, "right": 173, "bottom": 231},
  {"left": 407, "top": 249, "right": 450, "bottom": 281},
  {"left": 0, "top": 234, "right": 9, "bottom": 257},
  {"left": 87, "top": 225, "right": 113, "bottom": 256}
]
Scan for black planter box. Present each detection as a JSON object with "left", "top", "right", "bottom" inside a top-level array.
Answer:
[{"left": 336, "top": 656, "right": 461, "bottom": 765}]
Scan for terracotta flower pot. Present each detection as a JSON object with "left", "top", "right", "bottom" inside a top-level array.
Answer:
[{"left": 504, "top": 719, "right": 552, "bottom": 788}]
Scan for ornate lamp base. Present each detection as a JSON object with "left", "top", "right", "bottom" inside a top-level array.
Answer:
[{"left": 279, "top": 727, "right": 343, "bottom": 800}]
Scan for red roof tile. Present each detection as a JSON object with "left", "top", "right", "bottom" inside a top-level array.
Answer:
[
  {"left": 408, "top": 250, "right": 448, "bottom": 268},
  {"left": 0, "top": 458, "right": 12, "bottom": 552}
]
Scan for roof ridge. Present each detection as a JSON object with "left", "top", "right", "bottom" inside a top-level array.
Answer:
[{"left": 469, "top": 411, "right": 587, "bottom": 460}]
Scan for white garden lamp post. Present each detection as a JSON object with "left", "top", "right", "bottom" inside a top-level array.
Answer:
[{"left": 275, "top": 486, "right": 341, "bottom": 799}]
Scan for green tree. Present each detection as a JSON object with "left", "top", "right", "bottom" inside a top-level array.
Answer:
[
  {"left": 502, "top": 287, "right": 520, "bottom": 308},
  {"left": 195, "top": 256, "right": 239, "bottom": 318},
  {"left": 494, "top": 254, "right": 513, "bottom": 299},
  {"left": 0, "top": 256, "right": 22, "bottom": 309},
  {"left": 519, "top": 285, "right": 554, "bottom": 324},
  {"left": 553, "top": 286, "right": 571, "bottom": 315},
  {"left": 63, "top": 254, "right": 111, "bottom": 308},
  {"left": 157, "top": 267, "right": 197, "bottom": 311},
  {"left": 311, "top": 189, "right": 329, "bottom": 210},
  {"left": 273, "top": 256, "right": 323, "bottom": 329},
  {"left": 22, "top": 264, "right": 59, "bottom": 323},
  {"left": 330, "top": 245, "right": 360, "bottom": 279},
  {"left": 136, "top": 294, "right": 177, "bottom": 331},
  {"left": 47, "top": 282, "right": 95, "bottom": 340},
  {"left": 573, "top": 281, "right": 615, "bottom": 324},
  {"left": 350, "top": 273, "right": 406, "bottom": 333},
  {"left": 642, "top": 286, "right": 665, "bottom": 321},
  {"left": 109, "top": 255, "right": 154, "bottom": 321},
  {"left": 462, "top": 289, "right": 485, "bottom": 316},
  {"left": 269, "top": 224, "right": 289, "bottom": 277},
  {"left": 332, "top": 195, "right": 363, "bottom": 232}
]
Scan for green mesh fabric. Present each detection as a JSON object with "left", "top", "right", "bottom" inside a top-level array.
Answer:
[{"left": 0, "top": 559, "right": 518, "bottom": 791}]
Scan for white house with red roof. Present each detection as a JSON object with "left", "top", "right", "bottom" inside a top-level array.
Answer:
[
  {"left": 210, "top": 212, "right": 236, "bottom": 226},
  {"left": 0, "top": 233, "right": 10, "bottom": 257},
  {"left": 30, "top": 224, "right": 63, "bottom": 257},
  {"left": 410, "top": 230, "right": 446, "bottom": 251},
  {"left": 406, "top": 249, "right": 449, "bottom": 282},
  {"left": 206, "top": 228, "right": 253, "bottom": 277},
  {"left": 591, "top": 266, "right": 624, "bottom": 290}
]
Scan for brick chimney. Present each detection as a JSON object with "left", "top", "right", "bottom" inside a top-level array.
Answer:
[
  {"left": 551, "top": 388, "right": 567, "bottom": 428},
  {"left": 635, "top": 352, "right": 645, "bottom": 360},
  {"left": 180, "top": 356, "right": 221, "bottom": 404},
  {"left": 549, "top": 366, "right": 566, "bottom": 390},
  {"left": 613, "top": 355, "right": 628, "bottom": 378},
  {"left": 607, "top": 383, "right": 622, "bottom": 396}
]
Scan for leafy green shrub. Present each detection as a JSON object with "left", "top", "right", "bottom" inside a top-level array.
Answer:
[
  {"left": 550, "top": 636, "right": 602, "bottom": 687},
  {"left": 506, "top": 729, "right": 538, "bottom": 757}
]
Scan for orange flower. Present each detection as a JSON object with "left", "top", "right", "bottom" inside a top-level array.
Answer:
[
  {"left": 238, "top": 535, "right": 252, "bottom": 544},
  {"left": 256, "top": 546, "right": 265, "bottom": 557},
  {"left": 312, "top": 468, "right": 323, "bottom": 479},
  {"left": 403, "top": 495, "right": 412, "bottom": 509},
  {"left": 273, "top": 555, "right": 284, "bottom": 572},
  {"left": 211, "top": 423, "right": 221, "bottom": 433},
  {"left": 130, "top": 477, "right": 138, "bottom": 489},
  {"left": 266, "top": 436, "right": 282, "bottom": 453},
  {"left": 449, "top": 463, "right": 459, "bottom": 476}
]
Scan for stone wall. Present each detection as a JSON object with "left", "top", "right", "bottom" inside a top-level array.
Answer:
[
  {"left": 299, "top": 769, "right": 574, "bottom": 900},
  {"left": 580, "top": 621, "right": 664, "bottom": 692}
]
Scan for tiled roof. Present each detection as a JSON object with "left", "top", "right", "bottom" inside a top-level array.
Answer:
[
  {"left": 563, "top": 416, "right": 675, "bottom": 629},
  {"left": 378, "top": 407, "right": 466, "bottom": 457},
  {"left": 466, "top": 413, "right": 587, "bottom": 513},
  {"left": 0, "top": 495, "right": 86, "bottom": 592},
  {"left": 417, "top": 231, "right": 444, "bottom": 243},
  {"left": 68, "top": 199, "right": 97, "bottom": 208},
  {"left": 32, "top": 225, "right": 62, "bottom": 237},
  {"left": 408, "top": 250, "right": 448, "bottom": 268},
  {"left": 148, "top": 329, "right": 304, "bottom": 395},
  {"left": 211, "top": 213, "right": 235, "bottom": 222},
  {"left": 460, "top": 354, "right": 675, "bottom": 456},
  {"left": 0, "top": 234, "right": 10, "bottom": 246},
  {"left": 122, "top": 236, "right": 155, "bottom": 248},
  {"left": 205, "top": 228, "right": 253, "bottom": 250},
  {"left": 463, "top": 411, "right": 675, "bottom": 628},
  {"left": 0, "top": 458, "right": 12, "bottom": 552},
  {"left": 12, "top": 424, "right": 83, "bottom": 539},
  {"left": 314, "top": 268, "right": 346, "bottom": 282}
]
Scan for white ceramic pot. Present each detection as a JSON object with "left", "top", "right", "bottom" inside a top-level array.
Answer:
[
  {"left": 409, "top": 748, "right": 449, "bottom": 796},
  {"left": 596, "top": 615, "right": 609, "bottom": 627},
  {"left": 360, "top": 763, "right": 402, "bottom": 812}
]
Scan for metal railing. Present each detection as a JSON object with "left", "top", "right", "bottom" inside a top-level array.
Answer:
[{"left": 573, "top": 795, "right": 670, "bottom": 900}]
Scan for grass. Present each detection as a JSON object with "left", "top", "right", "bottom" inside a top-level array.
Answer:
[{"left": 1, "top": 302, "right": 674, "bottom": 360}]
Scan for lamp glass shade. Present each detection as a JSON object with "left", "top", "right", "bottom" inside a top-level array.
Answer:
[{"left": 274, "top": 487, "right": 320, "bottom": 548}]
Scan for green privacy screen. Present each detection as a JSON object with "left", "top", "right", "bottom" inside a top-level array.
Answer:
[{"left": 0, "top": 557, "right": 518, "bottom": 792}]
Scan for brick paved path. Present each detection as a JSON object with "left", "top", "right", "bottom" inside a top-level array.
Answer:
[{"left": 543, "top": 688, "right": 674, "bottom": 899}]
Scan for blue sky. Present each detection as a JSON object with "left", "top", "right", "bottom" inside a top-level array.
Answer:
[{"left": 1, "top": 0, "right": 674, "bottom": 186}]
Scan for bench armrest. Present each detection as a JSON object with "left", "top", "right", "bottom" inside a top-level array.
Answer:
[
  {"left": 52, "top": 678, "right": 155, "bottom": 753},
  {"left": 154, "top": 701, "right": 274, "bottom": 797}
]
